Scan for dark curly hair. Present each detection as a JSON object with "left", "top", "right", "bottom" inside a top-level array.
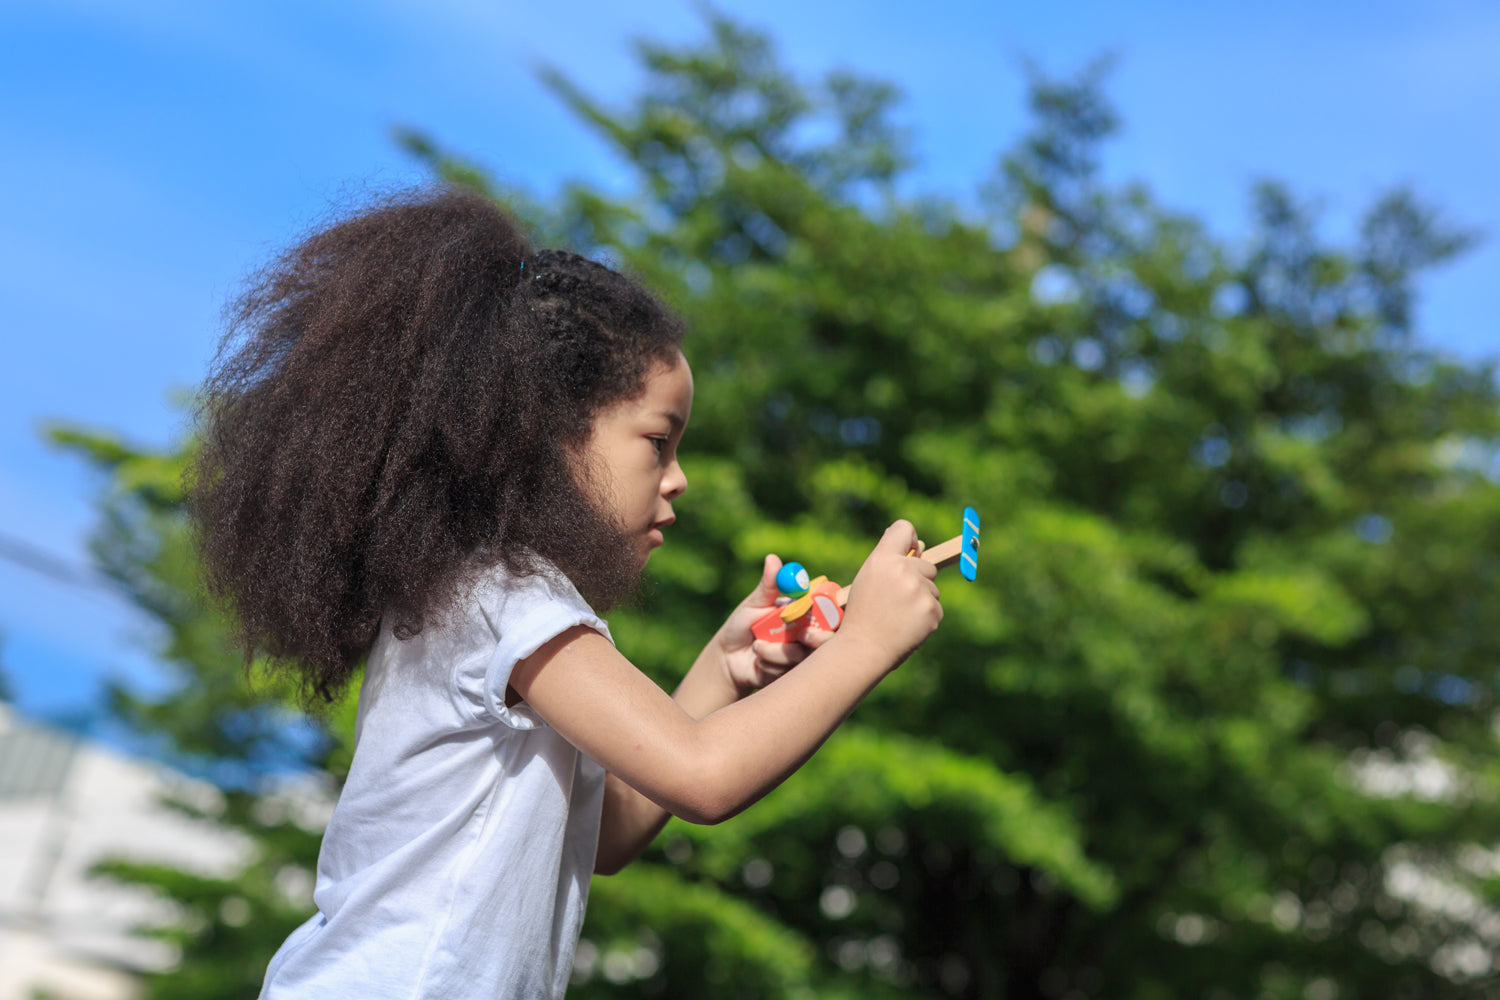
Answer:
[{"left": 189, "top": 186, "right": 685, "bottom": 703}]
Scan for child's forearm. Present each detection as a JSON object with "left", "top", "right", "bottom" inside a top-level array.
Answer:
[
  {"left": 667, "top": 630, "right": 887, "bottom": 823},
  {"left": 595, "top": 772, "right": 669, "bottom": 874},
  {"left": 594, "top": 639, "right": 741, "bottom": 873},
  {"left": 533, "top": 523, "right": 939, "bottom": 838},
  {"left": 523, "top": 624, "right": 893, "bottom": 829},
  {"left": 670, "top": 632, "right": 747, "bottom": 717}
]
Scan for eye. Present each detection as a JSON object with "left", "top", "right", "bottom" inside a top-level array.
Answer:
[{"left": 649, "top": 436, "right": 669, "bottom": 455}]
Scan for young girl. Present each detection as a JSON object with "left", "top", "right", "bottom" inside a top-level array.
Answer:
[{"left": 191, "top": 186, "right": 942, "bottom": 998}]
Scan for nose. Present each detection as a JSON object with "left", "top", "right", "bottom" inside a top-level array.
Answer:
[{"left": 663, "top": 458, "right": 687, "bottom": 501}]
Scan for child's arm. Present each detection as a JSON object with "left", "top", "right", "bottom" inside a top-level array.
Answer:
[
  {"left": 593, "top": 555, "right": 828, "bottom": 874},
  {"left": 510, "top": 521, "right": 941, "bottom": 866}
]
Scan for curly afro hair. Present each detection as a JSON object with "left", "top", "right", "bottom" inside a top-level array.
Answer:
[{"left": 190, "top": 186, "right": 685, "bottom": 703}]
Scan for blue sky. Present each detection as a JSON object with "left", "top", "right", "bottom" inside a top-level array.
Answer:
[{"left": 2, "top": 0, "right": 1496, "bottom": 722}]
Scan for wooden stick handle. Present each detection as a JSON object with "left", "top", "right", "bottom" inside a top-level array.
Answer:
[
  {"left": 835, "top": 533, "right": 963, "bottom": 608},
  {"left": 918, "top": 535, "right": 964, "bottom": 569}
]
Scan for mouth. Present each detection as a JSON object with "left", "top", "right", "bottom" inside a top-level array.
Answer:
[{"left": 647, "top": 517, "right": 673, "bottom": 549}]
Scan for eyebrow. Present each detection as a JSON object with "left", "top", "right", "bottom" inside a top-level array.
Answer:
[{"left": 653, "top": 410, "right": 687, "bottom": 432}]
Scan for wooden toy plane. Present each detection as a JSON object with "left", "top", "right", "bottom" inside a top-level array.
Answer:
[{"left": 752, "top": 507, "right": 980, "bottom": 645}]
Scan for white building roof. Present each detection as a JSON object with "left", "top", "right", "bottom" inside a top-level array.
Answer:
[{"left": 0, "top": 704, "right": 249, "bottom": 1000}]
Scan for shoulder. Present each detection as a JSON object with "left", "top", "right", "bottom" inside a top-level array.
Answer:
[
  {"left": 456, "top": 554, "right": 615, "bottom": 728},
  {"left": 467, "top": 554, "right": 607, "bottom": 640}
]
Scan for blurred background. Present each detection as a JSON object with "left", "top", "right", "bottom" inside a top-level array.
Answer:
[{"left": 2, "top": 1, "right": 1498, "bottom": 998}]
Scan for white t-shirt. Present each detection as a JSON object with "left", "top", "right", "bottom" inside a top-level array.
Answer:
[{"left": 260, "top": 559, "right": 611, "bottom": 1000}]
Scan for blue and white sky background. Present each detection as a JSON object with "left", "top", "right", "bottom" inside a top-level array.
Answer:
[{"left": 2, "top": 0, "right": 1496, "bottom": 723}]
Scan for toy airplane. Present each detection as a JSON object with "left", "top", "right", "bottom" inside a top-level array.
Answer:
[{"left": 752, "top": 507, "right": 980, "bottom": 645}]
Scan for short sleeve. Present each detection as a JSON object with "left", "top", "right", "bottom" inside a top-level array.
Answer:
[{"left": 465, "top": 560, "right": 612, "bottom": 729}]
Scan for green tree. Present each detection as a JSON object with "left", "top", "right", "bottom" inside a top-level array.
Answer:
[
  {"left": 58, "top": 12, "right": 1500, "bottom": 999},
  {"left": 43, "top": 429, "right": 356, "bottom": 999}
]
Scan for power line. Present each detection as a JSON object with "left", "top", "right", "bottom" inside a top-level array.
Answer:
[{"left": 0, "top": 533, "right": 112, "bottom": 593}]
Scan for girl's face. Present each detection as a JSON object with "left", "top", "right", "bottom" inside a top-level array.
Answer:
[{"left": 577, "top": 350, "right": 693, "bottom": 568}]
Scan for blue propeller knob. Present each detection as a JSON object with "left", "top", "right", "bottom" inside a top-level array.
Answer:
[{"left": 776, "top": 561, "right": 811, "bottom": 597}]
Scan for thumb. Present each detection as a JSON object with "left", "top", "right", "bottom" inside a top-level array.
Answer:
[
  {"left": 746, "top": 554, "right": 784, "bottom": 607},
  {"left": 878, "top": 519, "right": 920, "bottom": 555}
]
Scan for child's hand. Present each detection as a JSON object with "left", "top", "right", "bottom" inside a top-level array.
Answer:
[
  {"left": 838, "top": 521, "right": 943, "bottom": 670},
  {"left": 715, "top": 554, "right": 832, "bottom": 697}
]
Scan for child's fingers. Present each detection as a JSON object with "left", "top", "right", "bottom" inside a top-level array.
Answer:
[
  {"left": 752, "top": 662, "right": 791, "bottom": 687},
  {"left": 750, "top": 623, "right": 835, "bottom": 664},
  {"left": 877, "top": 519, "right": 920, "bottom": 555},
  {"left": 798, "top": 626, "right": 836, "bottom": 649},
  {"left": 742, "top": 554, "right": 784, "bottom": 609},
  {"left": 738, "top": 642, "right": 793, "bottom": 689},
  {"left": 749, "top": 640, "right": 809, "bottom": 670}
]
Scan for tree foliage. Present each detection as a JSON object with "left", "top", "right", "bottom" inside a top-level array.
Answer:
[
  {"left": 42, "top": 429, "right": 354, "bottom": 998},
  {"left": 56, "top": 12, "right": 1500, "bottom": 999}
]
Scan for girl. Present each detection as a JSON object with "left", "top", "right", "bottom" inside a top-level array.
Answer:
[{"left": 191, "top": 186, "right": 942, "bottom": 999}]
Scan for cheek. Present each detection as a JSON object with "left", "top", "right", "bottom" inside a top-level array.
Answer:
[
  {"left": 568, "top": 449, "right": 626, "bottom": 516},
  {"left": 632, "top": 469, "right": 662, "bottom": 507}
]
